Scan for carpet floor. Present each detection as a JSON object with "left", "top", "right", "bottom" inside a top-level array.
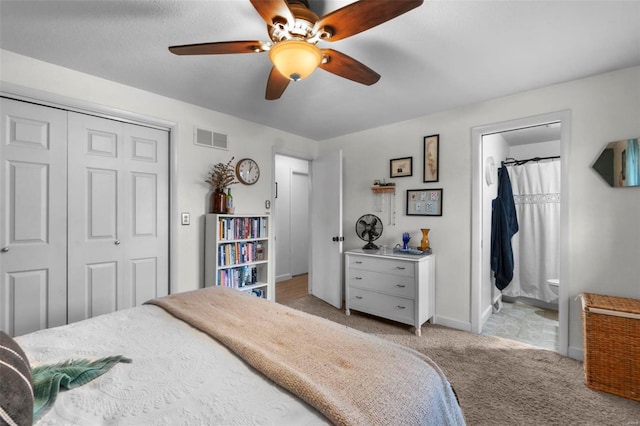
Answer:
[{"left": 283, "top": 295, "right": 640, "bottom": 426}]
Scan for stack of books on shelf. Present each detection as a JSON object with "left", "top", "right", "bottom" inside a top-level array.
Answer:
[
  {"left": 218, "top": 242, "right": 261, "bottom": 266},
  {"left": 218, "top": 216, "right": 267, "bottom": 241},
  {"left": 217, "top": 266, "right": 258, "bottom": 289}
]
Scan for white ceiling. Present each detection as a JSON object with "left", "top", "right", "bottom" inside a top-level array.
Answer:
[{"left": 1, "top": 1, "right": 639, "bottom": 141}]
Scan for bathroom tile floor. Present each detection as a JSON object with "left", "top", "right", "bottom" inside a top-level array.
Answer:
[{"left": 482, "top": 301, "right": 559, "bottom": 351}]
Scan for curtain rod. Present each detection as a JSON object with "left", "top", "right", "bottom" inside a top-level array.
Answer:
[{"left": 503, "top": 155, "right": 560, "bottom": 166}]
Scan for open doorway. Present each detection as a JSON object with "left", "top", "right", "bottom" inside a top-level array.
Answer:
[
  {"left": 481, "top": 124, "right": 561, "bottom": 351},
  {"left": 272, "top": 149, "right": 344, "bottom": 308},
  {"left": 274, "top": 153, "right": 311, "bottom": 303},
  {"left": 471, "top": 111, "right": 571, "bottom": 356}
]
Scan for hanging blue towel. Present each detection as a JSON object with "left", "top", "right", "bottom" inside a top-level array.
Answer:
[{"left": 490, "top": 165, "right": 519, "bottom": 290}]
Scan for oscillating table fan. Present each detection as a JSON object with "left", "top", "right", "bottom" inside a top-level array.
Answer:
[{"left": 355, "top": 214, "right": 382, "bottom": 251}]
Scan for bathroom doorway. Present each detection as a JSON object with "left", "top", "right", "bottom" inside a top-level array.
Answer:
[{"left": 471, "top": 111, "right": 570, "bottom": 356}]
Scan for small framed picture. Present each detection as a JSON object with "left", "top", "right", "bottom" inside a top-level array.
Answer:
[
  {"left": 406, "top": 189, "right": 443, "bottom": 216},
  {"left": 423, "top": 134, "right": 439, "bottom": 182},
  {"left": 390, "top": 157, "right": 413, "bottom": 178}
]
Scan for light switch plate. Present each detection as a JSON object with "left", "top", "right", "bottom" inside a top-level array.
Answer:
[{"left": 181, "top": 212, "right": 190, "bottom": 225}]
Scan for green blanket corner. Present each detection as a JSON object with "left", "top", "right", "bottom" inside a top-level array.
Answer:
[{"left": 32, "top": 355, "right": 131, "bottom": 421}]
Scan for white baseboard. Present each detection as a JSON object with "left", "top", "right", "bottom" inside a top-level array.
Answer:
[
  {"left": 568, "top": 346, "right": 584, "bottom": 361},
  {"left": 433, "top": 315, "right": 472, "bottom": 332},
  {"left": 481, "top": 303, "right": 493, "bottom": 326},
  {"left": 276, "top": 273, "right": 292, "bottom": 283}
]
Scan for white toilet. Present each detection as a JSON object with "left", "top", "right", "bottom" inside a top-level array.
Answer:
[{"left": 546, "top": 279, "right": 560, "bottom": 299}]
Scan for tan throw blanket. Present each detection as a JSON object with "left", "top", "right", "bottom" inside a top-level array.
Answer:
[{"left": 146, "top": 287, "right": 465, "bottom": 426}]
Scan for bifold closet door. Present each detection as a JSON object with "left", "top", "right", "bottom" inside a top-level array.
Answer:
[
  {"left": 0, "top": 98, "right": 68, "bottom": 336},
  {"left": 67, "top": 113, "right": 168, "bottom": 324}
]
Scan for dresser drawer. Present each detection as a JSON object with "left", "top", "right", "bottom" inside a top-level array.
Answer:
[
  {"left": 347, "top": 269, "right": 416, "bottom": 299},
  {"left": 348, "top": 287, "right": 415, "bottom": 326},
  {"left": 347, "top": 255, "right": 414, "bottom": 278}
]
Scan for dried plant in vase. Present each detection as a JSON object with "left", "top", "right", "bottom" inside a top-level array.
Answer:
[
  {"left": 206, "top": 157, "right": 238, "bottom": 213},
  {"left": 206, "top": 157, "right": 238, "bottom": 193}
]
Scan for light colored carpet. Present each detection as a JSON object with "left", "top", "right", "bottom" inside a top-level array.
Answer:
[{"left": 284, "top": 295, "right": 640, "bottom": 426}]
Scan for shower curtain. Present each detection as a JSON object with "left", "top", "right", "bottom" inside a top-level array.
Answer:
[{"left": 502, "top": 159, "right": 561, "bottom": 303}]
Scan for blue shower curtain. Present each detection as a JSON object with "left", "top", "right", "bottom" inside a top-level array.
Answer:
[{"left": 626, "top": 138, "right": 639, "bottom": 186}]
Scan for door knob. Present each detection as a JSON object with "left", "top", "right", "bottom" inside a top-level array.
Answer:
[
  {"left": 114, "top": 240, "right": 121, "bottom": 245},
  {"left": 1, "top": 247, "right": 8, "bottom": 252}
]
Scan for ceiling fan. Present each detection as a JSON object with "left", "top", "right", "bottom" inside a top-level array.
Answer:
[{"left": 169, "top": 0, "right": 423, "bottom": 100}]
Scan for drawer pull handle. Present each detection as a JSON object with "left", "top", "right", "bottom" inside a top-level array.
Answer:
[
  {"left": 396, "top": 266, "right": 406, "bottom": 270},
  {"left": 355, "top": 296, "right": 363, "bottom": 299},
  {"left": 354, "top": 277, "right": 362, "bottom": 280},
  {"left": 354, "top": 261, "right": 363, "bottom": 264},
  {"left": 396, "top": 284, "right": 406, "bottom": 288},
  {"left": 396, "top": 305, "right": 406, "bottom": 309}
]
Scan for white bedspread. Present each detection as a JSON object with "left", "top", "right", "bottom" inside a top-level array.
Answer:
[{"left": 16, "top": 305, "right": 329, "bottom": 426}]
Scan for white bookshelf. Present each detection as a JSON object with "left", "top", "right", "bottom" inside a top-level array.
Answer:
[{"left": 204, "top": 214, "right": 273, "bottom": 300}]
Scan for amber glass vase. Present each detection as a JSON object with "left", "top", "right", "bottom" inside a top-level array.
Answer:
[
  {"left": 211, "top": 190, "right": 227, "bottom": 213},
  {"left": 420, "top": 228, "right": 430, "bottom": 250}
]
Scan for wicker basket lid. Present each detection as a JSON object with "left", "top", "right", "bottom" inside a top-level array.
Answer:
[{"left": 581, "top": 292, "right": 640, "bottom": 315}]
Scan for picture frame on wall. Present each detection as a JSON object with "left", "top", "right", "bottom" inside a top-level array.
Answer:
[
  {"left": 423, "top": 134, "right": 439, "bottom": 182},
  {"left": 406, "top": 188, "right": 443, "bottom": 216},
  {"left": 390, "top": 157, "right": 413, "bottom": 178}
]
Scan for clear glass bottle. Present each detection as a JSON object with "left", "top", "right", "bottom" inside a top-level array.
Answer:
[{"left": 226, "top": 188, "right": 233, "bottom": 213}]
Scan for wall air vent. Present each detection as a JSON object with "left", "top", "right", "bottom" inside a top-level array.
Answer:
[{"left": 194, "top": 127, "right": 228, "bottom": 150}]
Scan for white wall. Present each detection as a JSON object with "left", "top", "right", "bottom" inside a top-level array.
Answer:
[
  {"left": 510, "top": 140, "right": 561, "bottom": 160},
  {"left": 321, "top": 66, "right": 640, "bottom": 353},
  {"left": 0, "top": 49, "right": 317, "bottom": 294}
]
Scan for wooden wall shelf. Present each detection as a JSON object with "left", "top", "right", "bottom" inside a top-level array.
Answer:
[{"left": 371, "top": 186, "right": 396, "bottom": 194}]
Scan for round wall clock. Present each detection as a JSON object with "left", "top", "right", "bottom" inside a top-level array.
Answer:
[{"left": 236, "top": 158, "right": 260, "bottom": 185}]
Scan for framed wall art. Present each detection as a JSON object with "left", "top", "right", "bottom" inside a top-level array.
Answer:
[
  {"left": 423, "top": 134, "right": 439, "bottom": 182},
  {"left": 390, "top": 157, "right": 413, "bottom": 178},
  {"left": 406, "top": 188, "right": 443, "bottom": 216}
]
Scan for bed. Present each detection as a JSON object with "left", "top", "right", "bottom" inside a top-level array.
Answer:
[{"left": 5, "top": 287, "right": 465, "bottom": 425}]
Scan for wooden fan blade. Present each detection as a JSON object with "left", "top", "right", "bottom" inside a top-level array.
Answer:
[
  {"left": 316, "top": 0, "right": 423, "bottom": 42},
  {"left": 319, "top": 49, "right": 380, "bottom": 85},
  {"left": 169, "top": 41, "right": 264, "bottom": 55},
  {"left": 250, "top": 0, "right": 295, "bottom": 27},
  {"left": 266, "top": 67, "right": 291, "bottom": 100}
]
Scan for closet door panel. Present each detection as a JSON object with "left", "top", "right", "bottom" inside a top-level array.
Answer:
[
  {"left": 0, "top": 98, "right": 67, "bottom": 336},
  {"left": 86, "top": 261, "right": 118, "bottom": 318},
  {"left": 67, "top": 113, "right": 124, "bottom": 324},
  {"left": 122, "top": 125, "right": 169, "bottom": 306},
  {"left": 68, "top": 114, "right": 169, "bottom": 321},
  {"left": 4, "top": 270, "right": 48, "bottom": 337},
  {"left": 88, "top": 168, "right": 118, "bottom": 238}
]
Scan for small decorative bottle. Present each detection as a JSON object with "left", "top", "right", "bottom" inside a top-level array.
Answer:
[{"left": 226, "top": 188, "right": 234, "bottom": 214}]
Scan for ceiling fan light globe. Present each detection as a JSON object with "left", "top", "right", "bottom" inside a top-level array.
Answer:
[{"left": 269, "top": 40, "right": 322, "bottom": 81}]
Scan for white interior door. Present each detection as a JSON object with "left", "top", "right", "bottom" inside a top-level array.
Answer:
[
  {"left": 123, "top": 124, "right": 169, "bottom": 304},
  {"left": 310, "top": 150, "right": 343, "bottom": 308},
  {"left": 67, "top": 113, "right": 124, "bottom": 323},
  {"left": 67, "top": 113, "right": 169, "bottom": 323},
  {"left": 0, "top": 98, "right": 68, "bottom": 336}
]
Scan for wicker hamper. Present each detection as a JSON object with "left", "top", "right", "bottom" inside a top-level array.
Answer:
[{"left": 581, "top": 293, "right": 640, "bottom": 401}]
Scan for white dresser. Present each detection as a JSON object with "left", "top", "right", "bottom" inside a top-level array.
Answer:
[{"left": 344, "top": 249, "right": 435, "bottom": 336}]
